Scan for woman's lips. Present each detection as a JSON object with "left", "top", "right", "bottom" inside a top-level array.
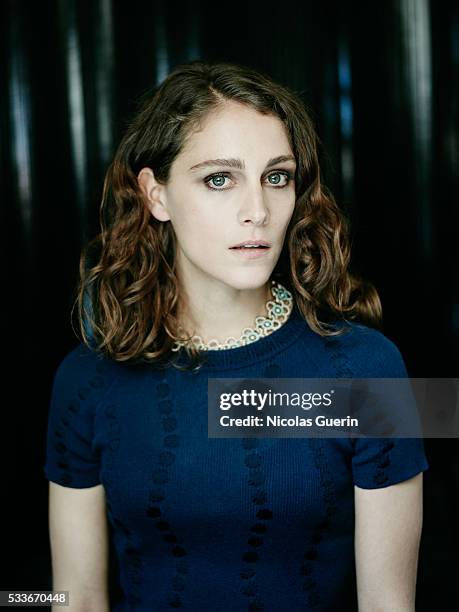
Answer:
[
  {"left": 229, "top": 245, "right": 271, "bottom": 259},
  {"left": 230, "top": 240, "right": 271, "bottom": 248}
]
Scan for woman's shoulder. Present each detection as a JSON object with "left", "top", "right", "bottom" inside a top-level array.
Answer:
[
  {"left": 306, "top": 318, "right": 410, "bottom": 378},
  {"left": 51, "top": 342, "right": 122, "bottom": 399},
  {"left": 52, "top": 341, "right": 157, "bottom": 398},
  {"left": 294, "top": 320, "right": 407, "bottom": 378},
  {"left": 54, "top": 342, "right": 108, "bottom": 377}
]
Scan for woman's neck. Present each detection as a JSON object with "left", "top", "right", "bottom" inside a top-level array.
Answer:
[{"left": 177, "top": 279, "right": 271, "bottom": 344}]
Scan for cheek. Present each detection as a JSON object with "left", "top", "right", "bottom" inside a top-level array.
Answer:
[
  {"left": 170, "top": 204, "right": 224, "bottom": 253},
  {"left": 273, "top": 197, "right": 295, "bottom": 230}
]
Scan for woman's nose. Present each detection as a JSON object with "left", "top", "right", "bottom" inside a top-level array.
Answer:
[{"left": 237, "top": 185, "right": 269, "bottom": 226}]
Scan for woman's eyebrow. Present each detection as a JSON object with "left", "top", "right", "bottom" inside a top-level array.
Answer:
[{"left": 188, "top": 155, "right": 296, "bottom": 172}]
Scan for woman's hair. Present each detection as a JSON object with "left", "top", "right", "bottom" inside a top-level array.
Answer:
[{"left": 74, "top": 59, "right": 382, "bottom": 367}]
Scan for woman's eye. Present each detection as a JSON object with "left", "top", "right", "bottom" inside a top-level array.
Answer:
[
  {"left": 267, "top": 172, "right": 291, "bottom": 186},
  {"left": 205, "top": 174, "right": 231, "bottom": 190}
]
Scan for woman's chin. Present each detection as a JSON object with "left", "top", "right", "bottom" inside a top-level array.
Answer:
[{"left": 223, "top": 270, "right": 274, "bottom": 292}]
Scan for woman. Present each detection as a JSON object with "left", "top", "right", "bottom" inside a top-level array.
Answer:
[{"left": 44, "top": 60, "right": 428, "bottom": 611}]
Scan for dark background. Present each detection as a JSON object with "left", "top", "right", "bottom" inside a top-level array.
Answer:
[{"left": 1, "top": 0, "right": 458, "bottom": 608}]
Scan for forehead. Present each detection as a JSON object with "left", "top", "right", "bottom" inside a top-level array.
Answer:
[{"left": 177, "top": 101, "right": 293, "bottom": 165}]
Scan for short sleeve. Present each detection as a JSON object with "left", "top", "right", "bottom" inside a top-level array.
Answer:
[
  {"left": 351, "top": 437, "right": 429, "bottom": 489},
  {"left": 43, "top": 345, "right": 108, "bottom": 488},
  {"left": 348, "top": 324, "right": 429, "bottom": 488}
]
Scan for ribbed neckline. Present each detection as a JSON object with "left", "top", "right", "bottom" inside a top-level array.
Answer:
[{"left": 171, "top": 304, "right": 309, "bottom": 372}]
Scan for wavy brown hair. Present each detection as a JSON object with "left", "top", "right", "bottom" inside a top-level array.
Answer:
[{"left": 74, "top": 60, "right": 382, "bottom": 368}]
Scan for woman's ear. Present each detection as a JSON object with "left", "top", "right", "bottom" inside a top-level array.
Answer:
[{"left": 137, "top": 167, "right": 171, "bottom": 222}]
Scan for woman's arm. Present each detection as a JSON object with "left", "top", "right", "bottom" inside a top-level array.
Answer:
[
  {"left": 354, "top": 472, "right": 423, "bottom": 612},
  {"left": 48, "top": 482, "right": 109, "bottom": 612}
]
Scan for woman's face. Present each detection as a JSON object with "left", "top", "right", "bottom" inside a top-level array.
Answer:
[{"left": 143, "top": 100, "right": 296, "bottom": 292}]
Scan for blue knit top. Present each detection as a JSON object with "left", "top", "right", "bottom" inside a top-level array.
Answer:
[{"left": 43, "top": 306, "right": 429, "bottom": 611}]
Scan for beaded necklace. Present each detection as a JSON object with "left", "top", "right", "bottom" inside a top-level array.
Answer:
[{"left": 172, "top": 280, "right": 293, "bottom": 352}]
